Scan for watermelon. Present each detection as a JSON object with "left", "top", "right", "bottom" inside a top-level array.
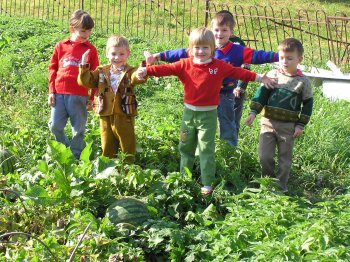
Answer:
[
  {"left": 106, "top": 198, "right": 150, "bottom": 226},
  {"left": 0, "top": 148, "right": 15, "bottom": 175}
]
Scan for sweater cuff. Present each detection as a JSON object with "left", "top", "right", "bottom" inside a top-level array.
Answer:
[
  {"left": 296, "top": 123, "right": 305, "bottom": 130},
  {"left": 255, "top": 74, "right": 262, "bottom": 82},
  {"left": 249, "top": 110, "right": 258, "bottom": 116},
  {"left": 159, "top": 52, "right": 166, "bottom": 61}
]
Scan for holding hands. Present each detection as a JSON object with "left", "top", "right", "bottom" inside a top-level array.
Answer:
[
  {"left": 136, "top": 50, "right": 157, "bottom": 80},
  {"left": 144, "top": 50, "right": 159, "bottom": 65},
  {"left": 136, "top": 67, "right": 147, "bottom": 80}
]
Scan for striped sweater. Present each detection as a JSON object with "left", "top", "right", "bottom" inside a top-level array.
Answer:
[{"left": 249, "top": 69, "right": 313, "bottom": 128}]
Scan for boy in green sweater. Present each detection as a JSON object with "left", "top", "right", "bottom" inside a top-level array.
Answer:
[{"left": 245, "top": 38, "right": 313, "bottom": 192}]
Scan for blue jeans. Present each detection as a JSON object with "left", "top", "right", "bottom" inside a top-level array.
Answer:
[
  {"left": 48, "top": 94, "right": 88, "bottom": 159},
  {"left": 217, "top": 92, "right": 237, "bottom": 147},
  {"left": 234, "top": 93, "right": 245, "bottom": 135}
]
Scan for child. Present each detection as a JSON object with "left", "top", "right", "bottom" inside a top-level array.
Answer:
[
  {"left": 48, "top": 9, "right": 99, "bottom": 159},
  {"left": 138, "top": 27, "right": 277, "bottom": 195},
  {"left": 218, "top": 10, "right": 252, "bottom": 140},
  {"left": 245, "top": 38, "right": 313, "bottom": 192},
  {"left": 78, "top": 35, "right": 146, "bottom": 164},
  {"left": 145, "top": 11, "right": 278, "bottom": 147}
]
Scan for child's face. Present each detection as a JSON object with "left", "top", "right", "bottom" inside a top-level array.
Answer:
[
  {"left": 70, "top": 26, "right": 92, "bottom": 43},
  {"left": 278, "top": 49, "right": 303, "bottom": 75},
  {"left": 107, "top": 46, "right": 130, "bottom": 68},
  {"left": 211, "top": 22, "right": 232, "bottom": 48},
  {"left": 191, "top": 44, "right": 212, "bottom": 63}
]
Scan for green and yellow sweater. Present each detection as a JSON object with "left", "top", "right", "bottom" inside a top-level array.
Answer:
[{"left": 249, "top": 69, "right": 313, "bottom": 128}]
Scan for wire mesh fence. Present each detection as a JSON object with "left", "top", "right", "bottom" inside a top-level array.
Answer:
[{"left": 0, "top": 0, "right": 349, "bottom": 68}]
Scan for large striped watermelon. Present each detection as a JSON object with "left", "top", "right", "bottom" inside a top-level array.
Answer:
[
  {"left": 0, "top": 148, "right": 15, "bottom": 175},
  {"left": 106, "top": 198, "right": 150, "bottom": 226}
]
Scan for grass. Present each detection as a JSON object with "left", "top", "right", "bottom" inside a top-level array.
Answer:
[{"left": 0, "top": 10, "right": 350, "bottom": 261}]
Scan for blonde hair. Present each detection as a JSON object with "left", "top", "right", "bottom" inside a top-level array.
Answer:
[
  {"left": 69, "top": 9, "right": 94, "bottom": 29},
  {"left": 105, "top": 35, "right": 130, "bottom": 55},
  {"left": 188, "top": 27, "right": 215, "bottom": 57}
]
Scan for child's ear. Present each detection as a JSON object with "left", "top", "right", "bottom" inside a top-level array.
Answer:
[
  {"left": 299, "top": 56, "right": 304, "bottom": 63},
  {"left": 69, "top": 26, "right": 74, "bottom": 33}
]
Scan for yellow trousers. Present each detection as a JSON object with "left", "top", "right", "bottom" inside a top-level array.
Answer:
[{"left": 99, "top": 114, "right": 136, "bottom": 163}]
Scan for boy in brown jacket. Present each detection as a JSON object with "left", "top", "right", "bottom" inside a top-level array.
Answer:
[{"left": 78, "top": 35, "right": 145, "bottom": 163}]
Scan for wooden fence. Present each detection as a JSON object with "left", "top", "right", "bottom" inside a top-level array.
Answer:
[{"left": 0, "top": 0, "right": 349, "bottom": 68}]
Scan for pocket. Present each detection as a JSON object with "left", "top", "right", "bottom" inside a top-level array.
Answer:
[
  {"left": 94, "top": 92, "right": 115, "bottom": 116},
  {"left": 121, "top": 94, "right": 138, "bottom": 115}
]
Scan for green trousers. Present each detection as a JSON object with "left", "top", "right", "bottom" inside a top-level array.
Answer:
[{"left": 179, "top": 107, "right": 217, "bottom": 186}]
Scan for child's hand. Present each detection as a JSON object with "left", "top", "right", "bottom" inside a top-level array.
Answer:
[
  {"left": 293, "top": 126, "right": 304, "bottom": 138},
  {"left": 48, "top": 93, "right": 55, "bottom": 107},
  {"left": 86, "top": 100, "right": 94, "bottom": 111},
  {"left": 136, "top": 67, "right": 147, "bottom": 80},
  {"left": 261, "top": 73, "right": 278, "bottom": 89},
  {"left": 234, "top": 87, "right": 243, "bottom": 98},
  {"left": 81, "top": 49, "right": 90, "bottom": 65},
  {"left": 144, "top": 51, "right": 158, "bottom": 65},
  {"left": 245, "top": 114, "right": 256, "bottom": 126}
]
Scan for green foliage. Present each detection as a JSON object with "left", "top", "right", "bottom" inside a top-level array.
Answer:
[{"left": 0, "top": 14, "right": 349, "bottom": 261}]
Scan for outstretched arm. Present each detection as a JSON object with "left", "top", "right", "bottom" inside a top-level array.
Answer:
[
  {"left": 257, "top": 73, "right": 278, "bottom": 89},
  {"left": 144, "top": 51, "right": 160, "bottom": 65}
]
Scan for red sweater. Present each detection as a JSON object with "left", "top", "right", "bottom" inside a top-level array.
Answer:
[
  {"left": 48, "top": 38, "right": 99, "bottom": 96},
  {"left": 146, "top": 58, "right": 257, "bottom": 106}
]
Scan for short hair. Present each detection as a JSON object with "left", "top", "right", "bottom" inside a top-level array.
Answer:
[
  {"left": 69, "top": 10, "right": 94, "bottom": 29},
  {"left": 211, "top": 10, "right": 236, "bottom": 31},
  {"left": 188, "top": 27, "right": 215, "bottom": 57},
  {"left": 106, "top": 35, "right": 130, "bottom": 55},
  {"left": 278, "top": 38, "right": 304, "bottom": 56}
]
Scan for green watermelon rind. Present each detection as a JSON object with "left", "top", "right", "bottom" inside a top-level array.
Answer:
[
  {"left": 106, "top": 198, "right": 150, "bottom": 226},
  {"left": 0, "top": 149, "right": 15, "bottom": 175}
]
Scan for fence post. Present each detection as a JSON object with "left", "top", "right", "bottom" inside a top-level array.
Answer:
[
  {"left": 81, "top": 0, "right": 84, "bottom": 10},
  {"left": 204, "top": 0, "right": 210, "bottom": 27}
]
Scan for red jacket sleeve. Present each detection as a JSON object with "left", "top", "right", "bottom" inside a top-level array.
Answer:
[
  {"left": 48, "top": 43, "right": 59, "bottom": 93},
  {"left": 222, "top": 62, "right": 257, "bottom": 83},
  {"left": 146, "top": 61, "right": 182, "bottom": 77}
]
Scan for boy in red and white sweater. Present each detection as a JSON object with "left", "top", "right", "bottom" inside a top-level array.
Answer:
[
  {"left": 137, "top": 27, "right": 276, "bottom": 196},
  {"left": 48, "top": 10, "right": 99, "bottom": 159}
]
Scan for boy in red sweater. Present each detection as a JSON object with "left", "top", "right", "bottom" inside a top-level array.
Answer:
[
  {"left": 138, "top": 27, "right": 276, "bottom": 195},
  {"left": 48, "top": 10, "right": 99, "bottom": 159}
]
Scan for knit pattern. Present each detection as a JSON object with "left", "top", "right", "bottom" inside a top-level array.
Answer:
[{"left": 250, "top": 69, "right": 313, "bottom": 127}]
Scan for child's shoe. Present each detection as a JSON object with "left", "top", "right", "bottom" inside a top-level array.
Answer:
[{"left": 201, "top": 186, "right": 213, "bottom": 196}]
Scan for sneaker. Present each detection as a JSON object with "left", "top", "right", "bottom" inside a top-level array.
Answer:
[{"left": 201, "top": 186, "right": 213, "bottom": 196}]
